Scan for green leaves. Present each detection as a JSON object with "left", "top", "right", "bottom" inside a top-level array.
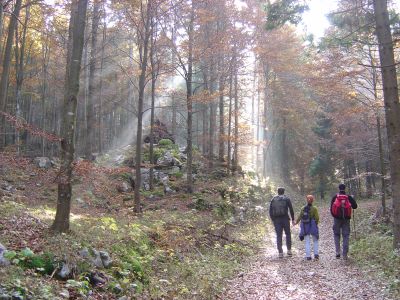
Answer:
[{"left": 265, "top": 0, "right": 308, "bottom": 30}]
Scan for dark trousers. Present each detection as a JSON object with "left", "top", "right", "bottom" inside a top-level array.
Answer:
[
  {"left": 273, "top": 217, "right": 292, "bottom": 253},
  {"left": 333, "top": 218, "right": 351, "bottom": 256}
]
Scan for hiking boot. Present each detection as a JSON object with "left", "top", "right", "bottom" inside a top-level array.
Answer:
[
  {"left": 314, "top": 255, "right": 319, "bottom": 260},
  {"left": 278, "top": 253, "right": 284, "bottom": 259},
  {"left": 335, "top": 254, "right": 341, "bottom": 259},
  {"left": 306, "top": 257, "right": 312, "bottom": 261},
  {"left": 287, "top": 250, "right": 292, "bottom": 257}
]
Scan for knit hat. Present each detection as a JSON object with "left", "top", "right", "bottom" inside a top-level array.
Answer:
[{"left": 339, "top": 183, "right": 346, "bottom": 191}]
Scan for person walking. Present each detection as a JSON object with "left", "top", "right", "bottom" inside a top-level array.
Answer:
[
  {"left": 295, "top": 195, "right": 319, "bottom": 261},
  {"left": 330, "top": 183, "right": 358, "bottom": 260},
  {"left": 269, "top": 187, "right": 295, "bottom": 258}
]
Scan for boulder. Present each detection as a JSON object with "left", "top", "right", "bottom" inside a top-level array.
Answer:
[
  {"left": 99, "top": 251, "right": 112, "bottom": 268},
  {"left": 57, "top": 263, "right": 72, "bottom": 280},
  {"left": 157, "top": 151, "right": 174, "bottom": 166},
  {"left": 116, "top": 182, "right": 130, "bottom": 193},
  {"left": 78, "top": 248, "right": 90, "bottom": 259},
  {"left": 91, "top": 250, "right": 104, "bottom": 268},
  {"left": 33, "top": 157, "right": 52, "bottom": 169},
  {"left": 0, "top": 243, "right": 10, "bottom": 267}
]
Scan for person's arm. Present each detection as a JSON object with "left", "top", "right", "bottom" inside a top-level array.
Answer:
[
  {"left": 314, "top": 207, "right": 320, "bottom": 224},
  {"left": 287, "top": 198, "right": 295, "bottom": 221},
  {"left": 348, "top": 195, "right": 357, "bottom": 209},
  {"left": 330, "top": 195, "right": 336, "bottom": 217},
  {"left": 269, "top": 199, "right": 273, "bottom": 219},
  {"left": 295, "top": 207, "right": 304, "bottom": 225}
]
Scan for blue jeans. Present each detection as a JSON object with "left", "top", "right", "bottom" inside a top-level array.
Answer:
[{"left": 304, "top": 234, "right": 319, "bottom": 258}]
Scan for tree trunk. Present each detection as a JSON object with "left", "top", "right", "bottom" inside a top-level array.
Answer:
[
  {"left": 51, "top": 0, "right": 88, "bottom": 233},
  {"left": 233, "top": 65, "right": 239, "bottom": 172},
  {"left": 373, "top": 0, "right": 400, "bottom": 249},
  {"left": 376, "top": 113, "right": 387, "bottom": 215},
  {"left": 14, "top": 6, "right": 29, "bottom": 154},
  {"left": 0, "top": 0, "right": 23, "bottom": 148},
  {"left": 98, "top": 14, "right": 106, "bottom": 154},
  {"left": 149, "top": 13, "right": 157, "bottom": 191},
  {"left": 218, "top": 68, "right": 225, "bottom": 162},
  {"left": 85, "top": 0, "right": 101, "bottom": 158},
  {"left": 185, "top": 1, "right": 195, "bottom": 193},
  {"left": 134, "top": 1, "right": 152, "bottom": 213},
  {"left": 227, "top": 63, "right": 233, "bottom": 172}
]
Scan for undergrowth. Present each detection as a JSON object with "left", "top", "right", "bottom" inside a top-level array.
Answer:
[{"left": 350, "top": 203, "right": 400, "bottom": 297}]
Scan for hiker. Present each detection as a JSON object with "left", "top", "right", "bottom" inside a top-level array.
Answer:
[
  {"left": 269, "top": 187, "right": 295, "bottom": 258},
  {"left": 330, "top": 183, "right": 358, "bottom": 260},
  {"left": 295, "top": 195, "right": 319, "bottom": 261}
]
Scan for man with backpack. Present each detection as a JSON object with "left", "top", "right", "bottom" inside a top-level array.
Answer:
[
  {"left": 269, "top": 187, "right": 295, "bottom": 258},
  {"left": 330, "top": 183, "right": 358, "bottom": 260}
]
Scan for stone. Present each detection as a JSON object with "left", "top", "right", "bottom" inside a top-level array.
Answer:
[
  {"left": 118, "top": 297, "right": 128, "bottom": 300},
  {"left": 129, "top": 283, "right": 138, "bottom": 292},
  {"left": 0, "top": 243, "right": 10, "bottom": 267},
  {"left": 75, "top": 198, "right": 88, "bottom": 208},
  {"left": 91, "top": 250, "right": 104, "bottom": 268},
  {"left": 0, "top": 293, "right": 11, "bottom": 300},
  {"left": 164, "top": 185, "right": 174, "bottom": 195},
  {"left": 164, "top": 166, "right": 181, "bottom": 175},
  {"left": 59, "top": 289, "right": 70, "bottom": 299},
  {"left": 116, "top": 182, "right": 130, "bottom": 193},
  {"left": 89, "top": 272, "right": 106, "bottom": 286},
  {"left": 113, "top": 284, "right": 123, "bottom": 294},
  {"left": 33, "top": 157, "right": 52, "bottom": 169},
  {"left": 11, "top": 292, "right": 23, "bottom": 300},
  {"left": 99, "top": 251, "right": 112, "bottom": 268},
  {"left": 58, "top": 263, "right": 72, "bottom": 280},
  {"left": 157, "top": 151, "right": 174, "bottom": 166},
  {"left": 78, "top": 248, "right": 90, "bottom": 259}
]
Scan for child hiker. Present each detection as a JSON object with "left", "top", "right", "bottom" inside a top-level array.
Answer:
[{"left": 295, "top": 195, "right": 319, "bottom": 260}]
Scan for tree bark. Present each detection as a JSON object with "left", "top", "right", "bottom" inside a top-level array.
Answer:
[
  {"left": 373, "top": 0, "right": 400, "bottom": 249},
  {"left": 185, "top": 1, "right": 195, "bottom": 193},
  {"left": 0, "top": 0, "right": 23, "bottom": 148},
  {"left": 51, "top": 0, "right": 88, "bottom": 233},
  {"left": 218, "top": 66, "right": 225, "bottom": 162},
  {"left": 85, "top": 0, "right": 101, "bottom": 158},
  {"left": 134, "top": 1, "right": 152, "bottom": 213}
]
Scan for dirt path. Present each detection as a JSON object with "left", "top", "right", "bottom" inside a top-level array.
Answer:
[{"left": 222, "top": 201, "right": 392, "bottom": 300}]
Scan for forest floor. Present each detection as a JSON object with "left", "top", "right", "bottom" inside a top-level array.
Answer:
[{"left": 222, "top": 201, "right": 398, "bottom": 300}]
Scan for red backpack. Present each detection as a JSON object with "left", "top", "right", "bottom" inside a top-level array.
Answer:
[{"left": 332, "top": 194, "right": 352, "bottom": 219}]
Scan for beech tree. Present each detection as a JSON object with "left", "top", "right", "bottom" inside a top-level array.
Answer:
[
  {"left": 52, "top": 0, "right": 88, "bottom": 233},
  {"left": 373, "top": 0, "right": 400, "bottom": 249}
]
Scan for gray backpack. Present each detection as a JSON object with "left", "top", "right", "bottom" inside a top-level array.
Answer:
[{"left": 270, "top": 196, "right": 288, "bottom": 217}]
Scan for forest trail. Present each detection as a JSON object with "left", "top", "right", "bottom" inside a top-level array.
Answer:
[{"left": 222, "top": 201, "right": 392, "bottom": 300}]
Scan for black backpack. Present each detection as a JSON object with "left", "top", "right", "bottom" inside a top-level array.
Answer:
[
  {"left": 270, "top": 196, "right": 288, "bottom": 217},
  {"left": 302, "top": 205, "right": 311, "bottom": 223}
]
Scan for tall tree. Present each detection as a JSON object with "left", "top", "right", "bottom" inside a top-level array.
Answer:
[
  {"left": 51, "top": 0, "right": 88, "bottom": 233},
  {"left": 373, "top": 0, "right": 400, "bottom": 249},
  {"left": 85, "top": 0, "right": 102, "bottom": 158},
  {"left": 0, "top": 0, "right": 23, "bottom": 147}
]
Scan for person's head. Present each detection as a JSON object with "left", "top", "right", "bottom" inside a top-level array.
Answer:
[
  {"left": 306, "top": 195, "right": 314, "bottom": 204},
  {"left": 339, "top": 183, "right": 346, "bottom": 192},
  {"left": 277, "top": 187, "right": 285, "bottom": 195}
]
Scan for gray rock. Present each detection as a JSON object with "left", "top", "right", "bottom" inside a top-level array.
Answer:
[
  {"left": 164, "top": 185, "right": 174, "bottom": 195},
  {"left": 157, "top": 151, "right": 174, "bottom": 166},
  {"left": 58, "top": 263, "right": 72, "bottom": 280},
  {"left": 99, "top": 251, "right": 112, "bottom": 268},
  {"left": 75, "top": 197, "right": 88, "bottom": 208},
  {"left": 129, "top": 283, "right": 138, "bottom": 292},
  {"left": 11, "top": 292, "right": 23, "bottom": 300},
  {"left": 91, "top": 250, "right": 104, "bottom": 268},
  {"left": 118, "top": 297, "right": 128, "bottom": 300},
  {"left": 165, "top": 166, "right": 181, "bottom": 175},
  {"left": 113, "top": 284, "right": 123, "bottom": 294},
  {"left": 78, "top": 248, "right": 90, "bottom": 259},
  {"left": 0, "top": 243, "right": 10, "bottom": 267},
  {"left": 117, "top": 182, "right": 130, "bottom": 193},
  {"left": 33, "top": 157, "right": 52, "bottom": 169},
  {"left": 1, "top": 183, "right": 15, "bottom": 194},
  {"left": 59, "top": 289, "right": 70, "bottom": 299},
  {"left": 0, "top": 294, "right": 11, "bottom": 300}
]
